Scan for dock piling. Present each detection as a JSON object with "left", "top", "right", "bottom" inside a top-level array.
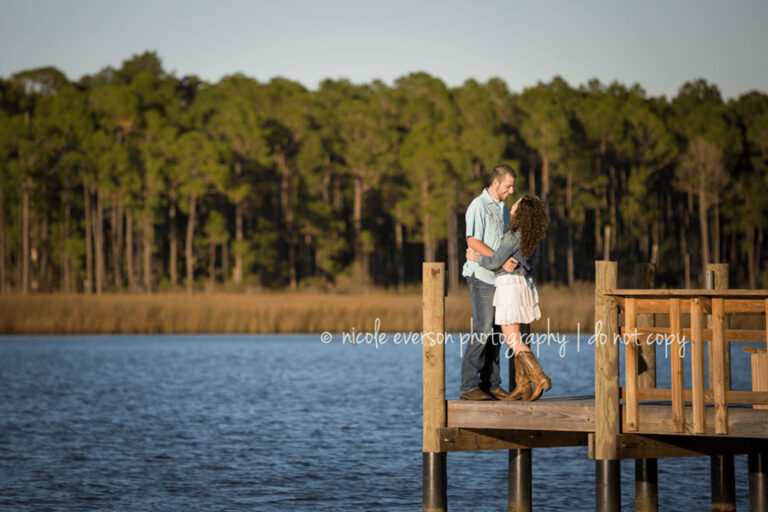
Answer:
[
  {"left": 634, "top": 263, "right": 658, "bottom": 512},
  {"left": 706, "top": 264, "right": 736, "bottom": 512},
  {"left": 634, "top": 458, "right": 658, "bottom": 512},
  {"left": 508, "top": 448, "right": 532, "bottom": 512},
  {"left": 749, "top": 452, "right": 768, "bottom": 512},
  {"left": 423, "top": 452, "right": 447, "bottom": 512},
  {"left": 596, "top": 459, "right": 621, "bottom": 512},
  {"left": 508, "top": 323, "right": 532, "bottom": 512},
  {"left": 711, "top": 455, "right": 736, "bottom": 512},
  {"left": 422, "top": 262, "right": 447, "bottom": 512},
  {"left": 595, "top": 261, "right": 621, "bottom": 511}
]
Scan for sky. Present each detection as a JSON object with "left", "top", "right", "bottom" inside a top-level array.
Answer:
[{"left": 1, "top": 0, "right": 766, "bottom": 100}]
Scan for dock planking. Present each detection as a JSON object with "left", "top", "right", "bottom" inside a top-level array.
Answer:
[
  {"left": 447, "top": 396, "right": 596, "bottom": 432},
  {"left": 445, "top": 395, "right": 768, "bottom": 439}
]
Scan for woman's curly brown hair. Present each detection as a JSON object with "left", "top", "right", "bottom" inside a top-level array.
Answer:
[{"left": 509, "top": 195, "right": 549, "bottom": 260}]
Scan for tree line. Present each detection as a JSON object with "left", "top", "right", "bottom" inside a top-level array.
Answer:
[{"left": 0, "top": 51, "right": 766, "bottom": 294}]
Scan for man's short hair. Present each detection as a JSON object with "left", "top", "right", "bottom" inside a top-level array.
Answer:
[{"left": 490, "top": 164, "right": 517, "bottom": 186}]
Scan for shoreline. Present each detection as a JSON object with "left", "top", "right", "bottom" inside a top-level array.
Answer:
[{"left": 0, "top": 283, "right": 596, "bottom": 335}]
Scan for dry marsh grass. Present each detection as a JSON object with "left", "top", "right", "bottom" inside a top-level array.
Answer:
[{"left": 0, "top": 282, "right": 596, "bottom": 335}]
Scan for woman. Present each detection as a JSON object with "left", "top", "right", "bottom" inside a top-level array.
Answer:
[{"left": 465, "top": 195, "right": 551, "bottom": 401}]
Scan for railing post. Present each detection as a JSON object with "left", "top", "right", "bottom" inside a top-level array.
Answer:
[
  {"left": 711, "top": 297, "right": 728, "bottom": 434},
  {"left": 691, "top": 298, "right": 706, "bottom": 434},
  {"left": 670, "top": 298, "right": 685, "bottom": 432},
  {"left": 625, "top": 297, "right": 638, "bottom": 431},
  {"left": 750, "top": 349, "right": 768, "bottom": 410},
  {"left": 634, "top": 264, "right": 657, "bottom": 389},
  {"left": 423, "top": 262, "right": 446, "bottom": 512},
  {"left": 706, "top": 264, "right": 731, "bottom": 391},
  {"left": 706, "top": 263, "right": 735, "bottom": 512},
  {"left": 508, "top": 323, "right": 532, "bottom": 512},
  {"left": 634, "top": 263, "right": 658, "bottom": 512},
  {"left": 595, "top": 260, "right": 620, "bottom": 512}
]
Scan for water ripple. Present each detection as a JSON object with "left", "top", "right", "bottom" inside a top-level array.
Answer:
[{"left": 0, "top": 334, "right": 757, "bottom": 511}]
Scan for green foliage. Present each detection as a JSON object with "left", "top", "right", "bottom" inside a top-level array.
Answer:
[
  {"left": 174, "top": 130, "right": 227, "bottom": 204},
  {"left": 0, "top": 53, "right": 766, "bottom": 292},
  {"left": 250, "top": 217, "right": 278, "bottom": 274},
  {"left": 203, "top": 210, "right": 228, "bottom": 244}
]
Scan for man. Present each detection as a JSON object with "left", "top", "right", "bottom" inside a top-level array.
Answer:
[{"left": 460, "top": 164, "right": 518, "bottom": 400}]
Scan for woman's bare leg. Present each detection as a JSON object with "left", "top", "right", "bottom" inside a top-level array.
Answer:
[{"left": 501, "top": 323, "right": 530, "bottom": 356}]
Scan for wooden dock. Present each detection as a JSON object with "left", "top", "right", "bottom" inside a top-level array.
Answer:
[{"left": 422, "top": 261, "right": 768, "bottom": 512}]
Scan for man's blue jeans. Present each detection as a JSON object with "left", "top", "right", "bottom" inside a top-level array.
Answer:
[{"left": 460, "top": 275, "right": 503, "bottom": 394}]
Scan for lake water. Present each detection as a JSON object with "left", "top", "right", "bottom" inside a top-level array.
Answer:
[{"left": 0, "top": 333, "right": 759, "bottom": 511}]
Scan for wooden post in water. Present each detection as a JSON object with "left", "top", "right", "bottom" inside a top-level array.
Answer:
[
  {"left": 749, "top": 450, "right": 768, "bottom": 512},
  {"left": 711, "top": 455, "right": 736, "bottom": 512},
  {"left": 423, "top": 262, "right": 447, "bottom": 512},
  {"left": 508, "top": 322, "right": 532, "bottom": 512},
  {"left": 705, "top": 264, "right": 735, "bottom": 512},
  {"left": 595, "top": 261, "right": 621, "bottom": 512},
  {"left": 508, "top": 448, "right": 532, "bottom": 512},
  {"left": 634, "top": 263, "right": 658, "bottom": 512}
]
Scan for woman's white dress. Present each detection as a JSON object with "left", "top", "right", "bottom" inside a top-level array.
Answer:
[{"left": 493, "top": 274, "right": 541, "bottom": 325}]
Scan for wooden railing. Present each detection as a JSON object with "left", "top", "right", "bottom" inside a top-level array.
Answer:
[{"left": 606, "top": 289, "right": 768, "bottom": 435}]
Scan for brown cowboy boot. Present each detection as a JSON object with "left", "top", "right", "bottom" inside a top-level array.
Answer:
[
  {"left": 489, "top": 387, "right": 514, "bottom": 400},
  {"left": 517, "top": 350, "right": 551, "bottom": 401},
  {"left": 507, "top": 355, "right": 532, "bottom": 400},
  {"left": 460, "top": 388, "right": 494, "bottom": 400}
]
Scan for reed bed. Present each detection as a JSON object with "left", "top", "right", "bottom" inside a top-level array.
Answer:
[{"left": 0, "top": 282, "right": 595, "bottom": 335}]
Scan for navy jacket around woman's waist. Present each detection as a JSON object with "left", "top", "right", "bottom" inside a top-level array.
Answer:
[{"left": 477, "top": 230, "right": 536, "bottom": 279}]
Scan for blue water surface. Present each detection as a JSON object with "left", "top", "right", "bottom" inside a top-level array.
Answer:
[{"left": 0, "top": 333, "right": 759, "bottom": 511}]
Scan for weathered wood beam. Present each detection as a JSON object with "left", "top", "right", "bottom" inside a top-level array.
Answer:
[
  {"left": 620, "top": 387, "right": 768, "bottom": 405},
  {"left": 595, "top": 261, "right": 620, "bottom": 460},
  {"left": 612, "top": 296, "right": 766, "bottom": 314},
  {"left": 446, "top": 399, "right": 596, "bottom": 432},
  {"left": 712, "top": 297, "right": 729, "bottom": 434},
  {"left": 691, "top": 297, "right": 706, "bottom": 433},
  {"left": 605, "top": 289, "right": 768, "bottom": 298},
  {"left": 670, "top": 298, "right": 685, "bottom": 432},
  {"left": 422, "top": 262, "right": 446, "bottom": 512},
  {"left": 589, "top": 433, "right": 768, "bottom": 459},
  {"left": 621, "top": 326, "right": 766, "bottom": 344},
  {"left": 622, "top": 404, "right": 768, "bottom": 438},
  {"left": 625, "top": 297, "right": 639, "bottom": 432},
  {"left": 439, "top": 427, "right": 588, "bottom": 452}
]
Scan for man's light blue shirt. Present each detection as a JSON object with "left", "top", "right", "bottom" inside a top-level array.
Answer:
[{"left": 462, "top": 188, "right": 510, "bottom": 286}]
